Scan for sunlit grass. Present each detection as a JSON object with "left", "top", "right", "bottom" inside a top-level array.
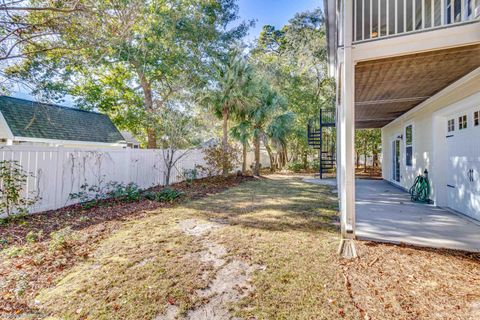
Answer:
[{"left": 35, "top": 175, "right": 357, "bottom": 319}]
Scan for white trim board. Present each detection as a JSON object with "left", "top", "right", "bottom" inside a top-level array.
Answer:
[
  {"left": 0, "top": 111, "right": 14, "bottom": 139},
  {"left": 11, "top": 136, "right": 126, "bottom": 147},
  {"left": 352, "top": 21, "right": 480, "bottom": 62}
]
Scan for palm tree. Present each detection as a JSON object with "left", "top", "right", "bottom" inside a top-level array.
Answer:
[
  {"left": 267, "top": 112, "right": 295, "bottom": 170},
  {"left": 201, "top": 50, "right": 256, "bottom": 176},
  {"left": 230, "top": 119, "right": 252, "bottom": 174},
  {"left": 250, "top": 83, "right": 286, "bottom": 176}
]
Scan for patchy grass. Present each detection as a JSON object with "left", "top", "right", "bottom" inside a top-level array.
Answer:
[
  {"left": 182, "top": 175, "right": 357, "bottom": 319},
  {"left": 0, "top": 175, "right": 251, "bottom": 317},
  {"left": 35, "top": 213, "right": 208, "bottom": 319},
  {"left": 2, "top": 174, "right": 479, "bottom": 319}
]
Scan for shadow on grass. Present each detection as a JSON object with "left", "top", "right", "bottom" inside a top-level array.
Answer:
[
  {"left": 183, "top": 176, "right": 340, "bottom": 234},
  {"left": 0, "top": 175, "right": 252, "bottom": 247}
]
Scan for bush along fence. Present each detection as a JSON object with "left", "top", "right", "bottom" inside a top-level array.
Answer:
[{"left": 0, "top": 145, "right": 271, "bottom": 217}]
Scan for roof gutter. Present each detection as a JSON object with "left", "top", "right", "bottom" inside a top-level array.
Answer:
[{"left": 9, "top": 136, "right": 127, "bottom": 147}]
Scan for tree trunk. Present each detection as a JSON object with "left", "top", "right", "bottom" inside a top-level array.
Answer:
[
  {"left": 164, "top": 149, "right": 174, "bottom": 186},
  {"left": 278, "top": 150, "right": 285, "bottom": 169},
  {"left": 253, "top": 133, "right": 261, "bottom": 176},
  {"left": 222, "top": 108, "right": 229, "bottom": 177},
  {"left": 356, "top": 151, "right": 360, "bottom": 168},
  {"left": 147, "top": 128, "right": 156, "bottom": 149},
  {"left": 242, "top": 141, "right": 247, "bottom": 175},
  {"left": 165, "top": 165, "right": 171, "bottom": 186},
  {"left": 364, "top": 153, "right": 368, "bottom": 173},
  {"left": 284, "top": 145, "right": 290, "bottom": 163},
  {"left": 138, "top": 70, "right": 157, "bottom": 149},
  {"left": 263, "top": 137, "right": 275, "bottom": 172},
  {"left": 302, "top": 150, "right": 308, "bottom": 169}
]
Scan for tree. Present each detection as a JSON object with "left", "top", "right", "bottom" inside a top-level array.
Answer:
[
  {"left": 230, "top": 119, "right": 252, "bottom": 174},
  {"left": 5, "top": 0, "right": 248, "bottom": 148},
  {"left": 250, "top": 82, "right": 286, "bottom": 176},
  {"left": 355, "top": 129, "right": 382, "bottom": 173},
  {"left": 267, "top": 112, "right": 295, "bottom": 169},
  {"left": 158, "top": 105, "right": 205, "bottom": 185},
  {"left": 251, "top": 8, "right": 334, "bottom": 168},
  {"left": 0, "top": 0, "right": 84, "bottom": 62},
  {"left": 0, "top": 160, "right": 39, "bottom": 216},
  {"left": 200, "top": 50, "right": 256, "bottom": 176}
]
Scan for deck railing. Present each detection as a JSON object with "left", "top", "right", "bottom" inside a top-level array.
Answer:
[{"left": 354, "top": 0, "right": 480, "bottom": 42}]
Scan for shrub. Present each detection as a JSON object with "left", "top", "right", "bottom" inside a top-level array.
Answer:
[
  {"left": 2, "top": 246, "right": 27, "bottom": 258},
  {"left": 144, "top": 188, "right": 184, "bottom": 203},
  {"left": 25, "top": 230, "right": 43, "bottom": 243},
  {"left": 69, "top": 180, "right": 141, "bottom": 208},
  {"left": 183, "top": 168, "right": 198, "bottom": 184},
  {"left": 49, "top": 227, "right": 76, "bottom": 251},
  {"left": 310, "top": 158, "right": 320, "bottom": 172},
  {"left": 107, "top": 182, "right": 141, "bottom": 202},
  {"left": 199, "top": 144, "right": 240, "bottom": 177},
  {"left": 0, "top": 212, "right": 28, "bottom": 226},
  {"left": 288, "top": 161, "right": 307, "bottom": 173},
  {"left": 0, "top": 160, "right": 40, "bottom": 217}
]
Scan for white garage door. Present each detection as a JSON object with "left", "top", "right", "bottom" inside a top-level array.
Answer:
[{"left": 446, "top": 108, "right": 480, "bottom": 221}]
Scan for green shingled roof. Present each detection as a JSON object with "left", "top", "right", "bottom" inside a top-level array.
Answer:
[{"left": 0, "top": 96, "right": 125, "bottom": 144}]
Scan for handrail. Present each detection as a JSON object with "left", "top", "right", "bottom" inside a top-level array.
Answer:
[{"left": 353, "top": 0, "right": 480, "bottom": 43}]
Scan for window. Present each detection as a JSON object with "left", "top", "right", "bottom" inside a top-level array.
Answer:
[
  {"left": 459, "top": 115, "right": 468, "bottom": 130},
  {"left": 405, "top": 125, "right": 413, "bottom": 167},
  {"left": 475, "top": 111, "right": 479, "bottom": 127},
  {"left": 448, "top": 119, "right": 455, "bottom": 132}
]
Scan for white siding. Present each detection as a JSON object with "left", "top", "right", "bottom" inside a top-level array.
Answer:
[{"left": 382, "top": 70, "right": 480, "bottom": 204}]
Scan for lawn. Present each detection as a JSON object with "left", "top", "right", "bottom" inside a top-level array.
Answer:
[{"left": 1, "top": 175, "right": 479, "bottom": 319}]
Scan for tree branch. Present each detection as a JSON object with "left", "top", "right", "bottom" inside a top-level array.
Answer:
[{"left": 0, "top": 6, "right": 83, "bottom": 13}]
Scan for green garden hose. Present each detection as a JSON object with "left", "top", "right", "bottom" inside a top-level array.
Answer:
[{"left": 409, "top": 174, "right": 433, "bottom": 204}]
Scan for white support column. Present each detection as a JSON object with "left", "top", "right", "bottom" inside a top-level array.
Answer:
[{"left": 338, "top": 0, "right": 357, "bottom": 259}]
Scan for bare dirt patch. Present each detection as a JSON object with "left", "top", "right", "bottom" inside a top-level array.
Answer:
[{"left": 157, "top": 219, "right": 262, "bottom": 320}]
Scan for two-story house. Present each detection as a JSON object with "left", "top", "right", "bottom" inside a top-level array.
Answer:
[{"left": 324, "top": 0, "right": 480, "bottom": 257}]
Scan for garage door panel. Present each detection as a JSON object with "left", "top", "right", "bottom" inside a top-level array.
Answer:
[{"left": 446, "top": 109, "right": 480, "bottom": 221}]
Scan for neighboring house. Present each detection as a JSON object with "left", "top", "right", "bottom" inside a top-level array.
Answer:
[
  {"left": 324, "top": 1, "right": 480, "bottom": 254},
  {"left": 0, "top": 96, "right": 126, "bottom": 148},
  {"left": 121, "top": 131, "right": 141, "bottom": 149}
]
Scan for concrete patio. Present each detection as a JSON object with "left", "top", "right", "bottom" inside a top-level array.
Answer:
[{"left": 356, "top": 179, "right": 480, "bottom": 252}]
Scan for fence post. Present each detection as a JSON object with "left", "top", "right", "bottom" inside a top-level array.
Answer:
[
  {"left": 125, "top": 147, "right": 132, "bottom": 184},
  {"left": 53, "top": 147, "right": 64, "bottom": 210}
]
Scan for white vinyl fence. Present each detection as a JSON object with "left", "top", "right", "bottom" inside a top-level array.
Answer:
[
  {"left": 0, "top": 144, "right": 274, "bottom": 216},
  {"left": 0, "top": 146, "right": 211, "bottom": 215}
]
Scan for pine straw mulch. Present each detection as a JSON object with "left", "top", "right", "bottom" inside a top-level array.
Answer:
[
  {"left": 0, "top": 175, "right": 254, "bottom": 247},
  {"left": 355, "top": 167, "right": 382, "bottom": 180},
  {"left": 0, "top": 174, "right": 254, "bottom": 316},
  {"left": 342, "top": 241, "right": 480, "bottom": 320}
]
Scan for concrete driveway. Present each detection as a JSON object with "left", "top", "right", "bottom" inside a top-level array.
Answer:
[{"left": 356, "top": 179, "right": 480, "bottom": 252}]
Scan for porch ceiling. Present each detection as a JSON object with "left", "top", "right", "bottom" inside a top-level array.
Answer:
[{"left": 355, "top": 44, "right": 480, "bottom": 129}]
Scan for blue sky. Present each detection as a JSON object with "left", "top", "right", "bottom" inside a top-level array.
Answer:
[{"left": 238, "top": 0, "right": 322, "bottom": 41}]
